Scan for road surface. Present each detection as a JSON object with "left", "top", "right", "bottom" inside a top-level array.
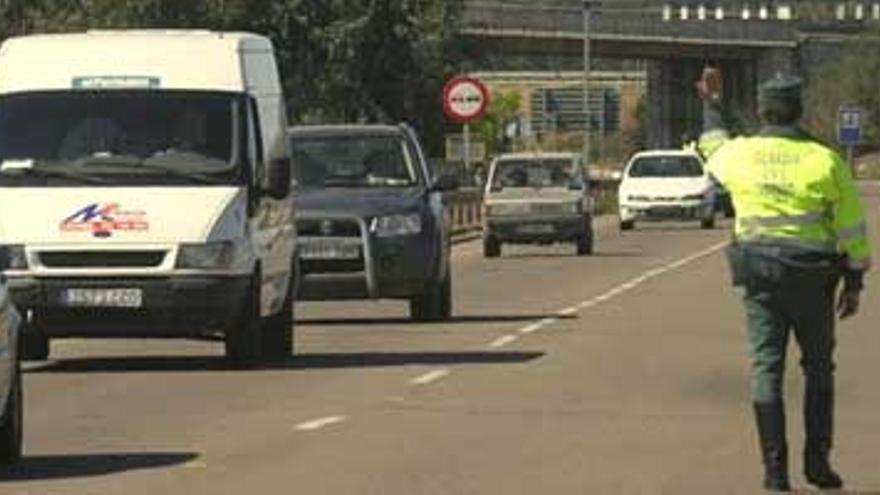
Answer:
[{"left": 4, "top": 187, "right": 880, "bottom": 494}]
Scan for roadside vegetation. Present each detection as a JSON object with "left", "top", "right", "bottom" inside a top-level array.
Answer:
[{"left": 0, "top": 0, "right": 470, "bottom": 156}]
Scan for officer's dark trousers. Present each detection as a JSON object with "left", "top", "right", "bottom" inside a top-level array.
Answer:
[{"left": 742, "top": 273, "right": 837, "bottom": 406}]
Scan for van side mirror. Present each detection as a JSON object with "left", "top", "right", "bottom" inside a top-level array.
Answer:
[
  {"left": 431, "top": 173, "right": 459, "bottom": 192},
  {"left": 265, "top": 157, "right": 292, "bottom": 199}
]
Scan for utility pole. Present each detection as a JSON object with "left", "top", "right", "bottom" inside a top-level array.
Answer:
[{"left": 582, "top": 1, "right": 600, "bottom": 168}]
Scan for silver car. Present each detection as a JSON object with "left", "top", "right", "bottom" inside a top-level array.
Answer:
[
  {"left": 482, "top": 152, "right": 595, "bottom": 257},
  {"left": 0, "top": 267, "right": 22, "bottom": 465}
]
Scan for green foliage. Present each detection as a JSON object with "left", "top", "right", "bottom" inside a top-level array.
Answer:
[
  {"left": 0, "top": 0, "right": 467, "bottom": 154},
  {"left": 471, "top": 90, "right": 521, "bottom": 157},
  {"left": 804, "top": 36, "right": 880, "bottom": 152}
]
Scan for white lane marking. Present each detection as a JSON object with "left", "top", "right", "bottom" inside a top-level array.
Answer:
[
  {"left": 410, "top": 369, "right": 451, "bottom": 386},
  {"left": 489, "top": 334, "right": 519, "bottom": 348},
  {"left": 496, "top": 240, "right": 729, "bottom": 346},
  {"left": 294, "top": 415, "right": 347, "bottom": 432}
]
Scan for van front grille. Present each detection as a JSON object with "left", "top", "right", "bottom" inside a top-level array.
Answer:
[{"left": 39, "top": 251, "right": 167, "bottom": 268}]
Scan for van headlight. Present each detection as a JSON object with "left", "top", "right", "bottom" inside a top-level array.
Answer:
[
  {"left": 0, "top": 245, "right": 27, "bottom": 270},
  {"left": 176, "top": 241, "right": 237, "bottom": 269},
  {"left": 371, "top": 214, "right": 422, "bottom": 237}
]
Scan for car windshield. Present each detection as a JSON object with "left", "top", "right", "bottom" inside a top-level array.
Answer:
[
  {"left": 0, "top": 90, "right": 241, "bottom": 186},
  {"left": 491, "top": 158, "right": 576, "bottom": 189},
  {"left": 290, "top": 133, "right": 418, "bottom": 188},
  {"left": 628, "top": 156, "right": 703, "bottom": 178}
]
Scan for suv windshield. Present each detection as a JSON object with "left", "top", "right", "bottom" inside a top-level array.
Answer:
[
  {"left": 491, "top": 158, "right": 576, "bottom": 189},
  {"left": 290, "top": 134, "right": 418, "bottom": 188},
  {"left": 0, "top": 90, "right": 241, "bottom": 186},
  {"left": 628, "top": 156, "right": 703, "bottom": 178}
]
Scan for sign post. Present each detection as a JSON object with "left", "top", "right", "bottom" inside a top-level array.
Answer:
[
  {"left": 443, "top": 75, "right": 489, "bottom": 172},
  {"left": 837, "top": 106, "right": 862, "bottom": 174}
]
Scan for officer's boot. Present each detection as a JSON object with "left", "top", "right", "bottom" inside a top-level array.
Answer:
[
  {"left": 754, "top": 402, "right": 791, "bottom": 492},
  {"left": 804, "top": 390, "right": 844, "bottom": 489}
]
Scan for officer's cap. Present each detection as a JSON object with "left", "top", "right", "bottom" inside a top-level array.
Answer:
[{"left": 758, "top": 74, "right": 803, "bottom": 123}]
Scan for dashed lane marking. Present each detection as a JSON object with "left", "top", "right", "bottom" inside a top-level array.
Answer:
[
  {"left": 410, "top": 369, "right": 451, "bottom": 386},
  {"left": 294, "top": 415, "right": 347, "bottom": 432},
  {"left": 489, "top": 334, "right": 519, "bottom": 348},
  {"left": 490, "top": 240, "right": 729, "bottom": 348}
]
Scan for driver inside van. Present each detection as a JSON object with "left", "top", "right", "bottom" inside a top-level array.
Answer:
[{"left": 57, "top": 115, "right": 126, "bottom": 160}]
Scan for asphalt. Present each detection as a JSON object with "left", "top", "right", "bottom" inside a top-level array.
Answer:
[{"left": 3, "top": 186, "right": 880, "bottom": 494}]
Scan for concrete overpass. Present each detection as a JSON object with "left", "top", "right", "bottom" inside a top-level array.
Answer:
[{"left": 460, "top": 2, "right": 873, "bottom": 147}]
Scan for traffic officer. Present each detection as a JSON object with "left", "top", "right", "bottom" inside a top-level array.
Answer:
[
  {"left": 697, "top": 127, "right": 730, "bottom": 160},
  {"left": 706, "top": 74, "right": 871, "bottom": 492}
]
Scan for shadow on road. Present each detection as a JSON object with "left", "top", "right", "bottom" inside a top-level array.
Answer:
[
  {"left": 0, "top": 452, "right": 198, "bottom": 481},
  {"left": 25, "top": 351, "right": 544, "bottom": 374},
  {"left": 296, "top": 313, "right": 576, "bottom": 326},
  {"left": 500, "top": 250, "right": 643, "bottom": 259}
]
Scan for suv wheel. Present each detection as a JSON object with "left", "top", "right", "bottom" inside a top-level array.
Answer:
[
  {"left": 410, "top": 269, "right": 452, "bottom": 322},
  {"left": 483, "top": 235, "right": 501, "bottom": 258},
  {"left": 225, "top": 275, "right": 263, "bottom": 368},
  {"left": 21, "top": 324, "right": 49, "bottom": 362},
  {"left": 701, "top": 216, "right": 716, "bottom": 229},
  {"left": 576, "top": 232, "right": 594, "bottom": 256},
  {"left": 0, "top": 358, "right": 23, "bottom": 465},
  {"left": 262, "top": 266, "right": 296, "bottom": 362}
]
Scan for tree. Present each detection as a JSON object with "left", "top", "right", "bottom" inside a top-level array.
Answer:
[
  {"left": 804, "top": 36, "right": 880, "bottom": 153},
  {"left": 471, "top": 90, "right": 522, "bottom": 157}
]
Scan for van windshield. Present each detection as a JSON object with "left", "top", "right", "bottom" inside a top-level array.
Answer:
[
  {"left": 628, "top": 156, "right": 704, "bottom": 178},
  {"left": 491, "top": 159, "right": 577, "bottom": 189},
  {"left": 290, "top": 134, "right": 419, "bottom": 188},
  {"left": 0, "top": 90, "right": 241, "bottom": 186}
]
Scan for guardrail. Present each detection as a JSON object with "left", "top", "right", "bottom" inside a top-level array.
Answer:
[{"left": 444, "top": 178, "right": 621, "bottom": 235}]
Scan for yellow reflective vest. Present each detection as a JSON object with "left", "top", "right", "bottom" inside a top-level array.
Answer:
[
  {"left": 706, "top": 128, "right": 871, "bottom": 271},
  {"left": 698, "top": 128, "right": 730, "bottom": 160}
]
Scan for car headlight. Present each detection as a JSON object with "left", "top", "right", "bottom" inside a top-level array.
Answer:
[
  {"left": 0, "top": 245, "right": 27, "bottom": 270},
  {"left": 562, "top": 202, "right": 581, "bottom": 214},
  {"left": 627, "top": 195, "right": 650, "bottom": 202},
  {"left": 176, "top": 241, "right": 237, "bottom": 269},
  {"left": 682, "top": 193, "right": 705, "bottom": 201},
  {"left": 371, "top": 214, "right": 422, "bottom": 237}
]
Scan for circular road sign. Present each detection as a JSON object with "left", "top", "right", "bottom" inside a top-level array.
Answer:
[{"left": 443, "top": 75, "right": 490, "bottom": 123}]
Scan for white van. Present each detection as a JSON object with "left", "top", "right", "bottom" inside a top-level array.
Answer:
[{"left": 0, "top": 31, "right": 296, "bottom": 366}]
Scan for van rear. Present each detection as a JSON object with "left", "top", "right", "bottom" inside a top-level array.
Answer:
[{"left": 0, "top": 31, "right": 295, "bottom": 366}]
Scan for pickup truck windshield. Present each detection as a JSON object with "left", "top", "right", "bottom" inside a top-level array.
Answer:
[
  {"left": 491, "top": 159, "right": 576, "bottom": 189},
  {"left": 291, "top": 134, "right": 418, "bottom": 188},
  {"left": 0, "top": 90, "right": 241, "bottom": 186},
  {"left": 628, "top": 156, "right": 703, "bottom": 178}
]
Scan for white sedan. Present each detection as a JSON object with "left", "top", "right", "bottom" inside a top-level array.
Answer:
[
  {"left": 0, "top": 271, "right": 22, "bottom": 465},
  {"left": 617, "top": 150, "right": 717, "bottom": 231}
]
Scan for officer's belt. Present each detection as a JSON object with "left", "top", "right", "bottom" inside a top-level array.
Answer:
[
  {"left": 734, "top": 234, "right": 837, "bottom": 254},
  {"left": 733, "top": 240, "right": 842, "bottom": 271}
]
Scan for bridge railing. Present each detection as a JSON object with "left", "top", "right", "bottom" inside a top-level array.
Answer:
[{"left": 462, "top": 3, "right": 799, "bottom": 44}]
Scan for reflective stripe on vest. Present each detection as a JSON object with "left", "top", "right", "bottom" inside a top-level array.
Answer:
[
  {"left": 838, "top": 222, "right": 868, "bottom": 242},
  {"left": 738, "top": 211, "right": 827, "bottom": 229}
]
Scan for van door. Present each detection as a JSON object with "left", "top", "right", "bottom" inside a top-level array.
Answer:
[{"left": 245, "top": 97, "right": 294, "bottom": 317}]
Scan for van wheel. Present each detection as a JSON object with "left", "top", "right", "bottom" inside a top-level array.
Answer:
[
  {"left": 21, "top": 327, "right": 49, "bottom": 362},
  {"left": 620, "top": 220, "right": 635, "bottom": 231},
  {"left": 483, "top": 236, "right": 501, "bottom": 258},
  {"left": 410, "top": 270, "right": 452, "bottom": 322},
  {"left": 225, "top": 276, "right": 263, "bottom": 368},
  {"left": 0, "top": 359, "right": 23, "bottom": 465},
  {"left": 701, "top": 216, "right": 716, "bottom": 229},
  {"left": 262, "top": 269, "right": 295, "bottom": 362},
  {"left": 576, "top": 232, "right": 594, "bottom": 256}
]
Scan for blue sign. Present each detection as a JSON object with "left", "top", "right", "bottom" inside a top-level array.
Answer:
[{"left": 838, "top": 107, "right": 862, "bottom": 146}]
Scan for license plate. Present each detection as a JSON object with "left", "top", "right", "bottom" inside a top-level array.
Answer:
[
  {"left": 62, "top": 288, "right": 143, "bottom": 308},
  {"left": 650, "top": 206, "right": 684, "bottom": 217},
  {"left": 517, "top": 224, "right": 554, "bottom": 235},
  {"left": 299, "top": 239, "right": 361, "bottom": 260}
]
